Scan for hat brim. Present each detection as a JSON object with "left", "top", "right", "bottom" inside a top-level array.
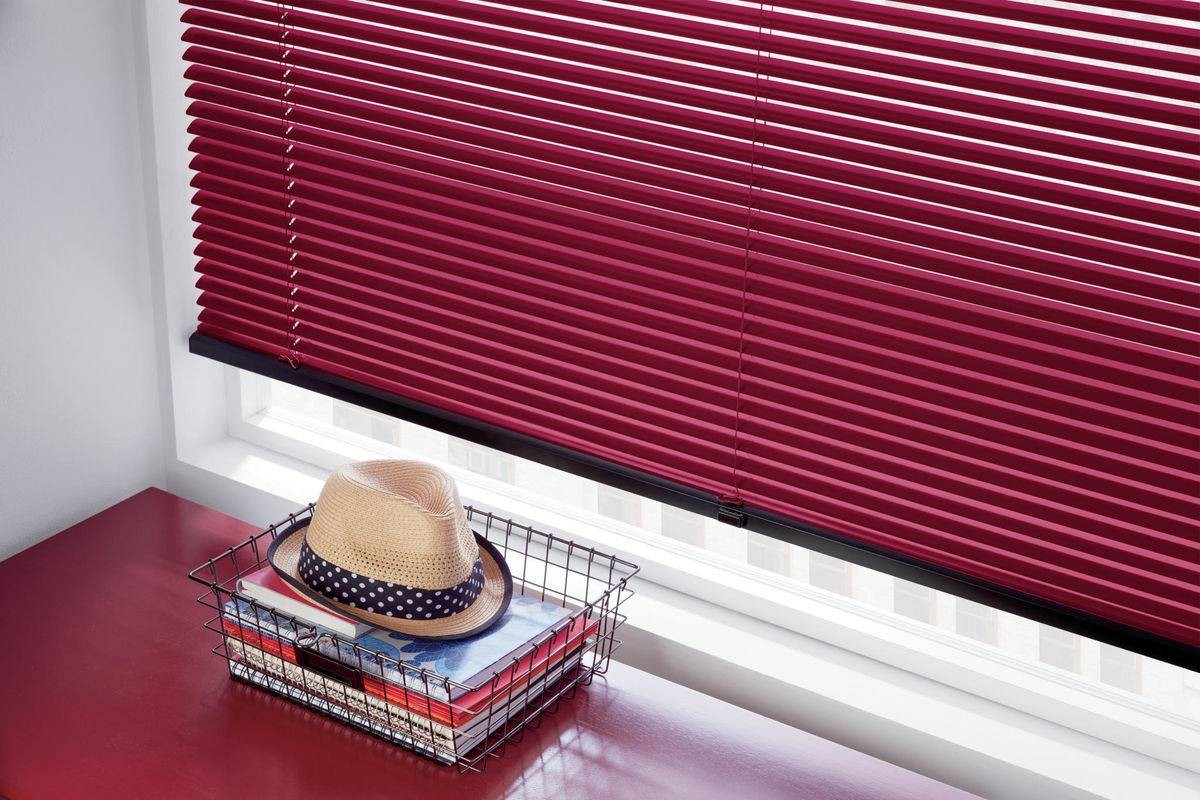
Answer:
[{"left": 266, "top": 519, "right": 513, "bottom": 640}]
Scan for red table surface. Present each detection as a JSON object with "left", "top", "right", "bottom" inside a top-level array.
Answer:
[{"left": 0, "top": 488, "right": 977, "bottom": 800}]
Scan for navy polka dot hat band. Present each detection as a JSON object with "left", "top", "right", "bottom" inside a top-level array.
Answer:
[
  {"left": 267, "top": 460, "right": 513, "bottom": 640},
  {"left": 297, "top": 540, "right": 485, "bottom": 621}
]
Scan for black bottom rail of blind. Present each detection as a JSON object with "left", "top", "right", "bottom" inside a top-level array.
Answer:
[{"left": 190, "top": 332, "right": 1199, "bottom": 670}]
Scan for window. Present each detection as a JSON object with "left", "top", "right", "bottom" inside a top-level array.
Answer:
[
  {"left": 747, "top": 533, "right": 791, "bottom": 577},
  {"left": 447, "top": 438, "right": 514, "bottom": 483},
  {"left": 956, "top": 599, "right": 999, "bottom": 646},
  {"left": 660, "top": 504, "right": 706, "bottom": 548},
  {"left": 1039, "top": 626, "right": 1082, "bottom": 673},
  {"left": 333, "top": 402, "right": 400, "bottom": 446},
  {"left": 808, "top": 551, "right": 852, "bottom": 597},
  {"left": 1100, "top": 645, "right": 1143, "bottom": 694},
  {"left": 893, "top": 579, "right": 937, "bottom": 625},
  {"left": 595, "top": 484, "right": 643, "bottom": 527}
]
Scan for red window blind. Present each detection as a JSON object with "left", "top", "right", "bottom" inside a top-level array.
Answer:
[{"left": 179, "top": 1, "right": 1200, "bottom": 657}]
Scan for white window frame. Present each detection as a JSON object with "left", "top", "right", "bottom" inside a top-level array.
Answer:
[{"left": 135, "top": 4, "right": 1199, "bottom": 798}]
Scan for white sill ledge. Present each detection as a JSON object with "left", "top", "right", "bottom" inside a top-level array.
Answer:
[{"left": 168, "top": 436, "right": 1200, "bottom": 800}]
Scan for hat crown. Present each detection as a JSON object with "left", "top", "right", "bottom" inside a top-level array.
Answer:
[{"left": 304, "top": 460, "right": 478, "bottom": 589}]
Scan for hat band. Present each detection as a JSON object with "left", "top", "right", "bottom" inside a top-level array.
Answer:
[{"left": 297, "top": 540, "right": 485, "bottom": 621}]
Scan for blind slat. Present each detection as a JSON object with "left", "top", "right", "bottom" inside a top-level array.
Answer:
[
  {"left": 181, "top": 5, "right": 1199, "bottom": 153},
  {"left": 197, "top": 255, "right": 736, "bottom": 402},
  {"left": 192, "top": 158, "right": 1199, "bottom": 419},
  {"left": 768, "top": 0, "right": 1200, "bottom": 51},
  {"left": 185, "top": 107, "right": 1199, "bottom": 347},
  {"left": 183, "top": 38, "right": 1199, "bottom": 182},
  {"left": 736, "top": 401, "right": 1198, "bottom": 544},
  {"left": 199, "top": 279, "right": 735, "bottom": 450},
  {"left": 193, "top": 237, "right": 734, "bottom": 380},
  {"left": 191, "top": 119, "right": 1198, "bottom": 361},
  {"left": 183, "top": 65, "right": 1199, "bottom": 255}
]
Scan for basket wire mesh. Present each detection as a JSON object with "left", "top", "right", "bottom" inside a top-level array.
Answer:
[{"left": 189, "top": 504, "right": 639, "bottom": 771}]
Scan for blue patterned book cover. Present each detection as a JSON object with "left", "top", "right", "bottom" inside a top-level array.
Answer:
[{"left": 223, "top": 592, "right": 574, "bottom": 700}]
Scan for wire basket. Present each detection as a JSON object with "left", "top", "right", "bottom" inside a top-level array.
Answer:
[{"left": 189, "top": 504, "right": 639, "bottom": 771}]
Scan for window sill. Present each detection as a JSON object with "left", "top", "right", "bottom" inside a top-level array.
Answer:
[{"left": 167, "top": 434, "right": 1198, "bottom": 800}]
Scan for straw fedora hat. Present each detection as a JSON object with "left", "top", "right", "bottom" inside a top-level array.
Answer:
[{"left": 268, "top": 459, "right": 512, "bottom": 639}]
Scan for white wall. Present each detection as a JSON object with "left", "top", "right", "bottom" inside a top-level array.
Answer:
[{"left": 0, "top": 0, "right": 165, "bottom": 559}]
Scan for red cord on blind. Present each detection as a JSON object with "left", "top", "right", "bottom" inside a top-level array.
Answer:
[{"left": 179, "top": 0, "right": 1200, "bottom": 649}]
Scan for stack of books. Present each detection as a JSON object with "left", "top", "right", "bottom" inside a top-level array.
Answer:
[{"left": 223, "top": 566, "right": 597, "bottom": 763}]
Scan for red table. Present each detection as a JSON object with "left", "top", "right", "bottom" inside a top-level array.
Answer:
[{"left": 0, "top": 489, "right": 978, "bottom": 800}]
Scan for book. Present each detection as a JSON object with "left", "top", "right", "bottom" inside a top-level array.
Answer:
[
  {"left": 221, "top": 591, "right": 595, "bottom": 706},
  {"left": 236, "top": 564, "right": 370, "bottom": 639},
  {"left": 226, "top": 637, "right": 586, "bottom": 762}
]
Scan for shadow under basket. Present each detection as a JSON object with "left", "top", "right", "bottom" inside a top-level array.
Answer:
[{"left": 189, "top": 504, "right": 639, "bottom": 772}]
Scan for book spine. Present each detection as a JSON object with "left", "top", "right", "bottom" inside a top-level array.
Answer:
[
  {"left": 226, "top": 637, "right": 459, "bottom": 749},
  {"left": 221, "top": 607, "right": 454, "bottom": 701},
  {"left": 227, "top": 661, "right": 459, "bottom": 765},
  {"left": 222, "top": 618, "right": 299, "bottom": 663}
]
